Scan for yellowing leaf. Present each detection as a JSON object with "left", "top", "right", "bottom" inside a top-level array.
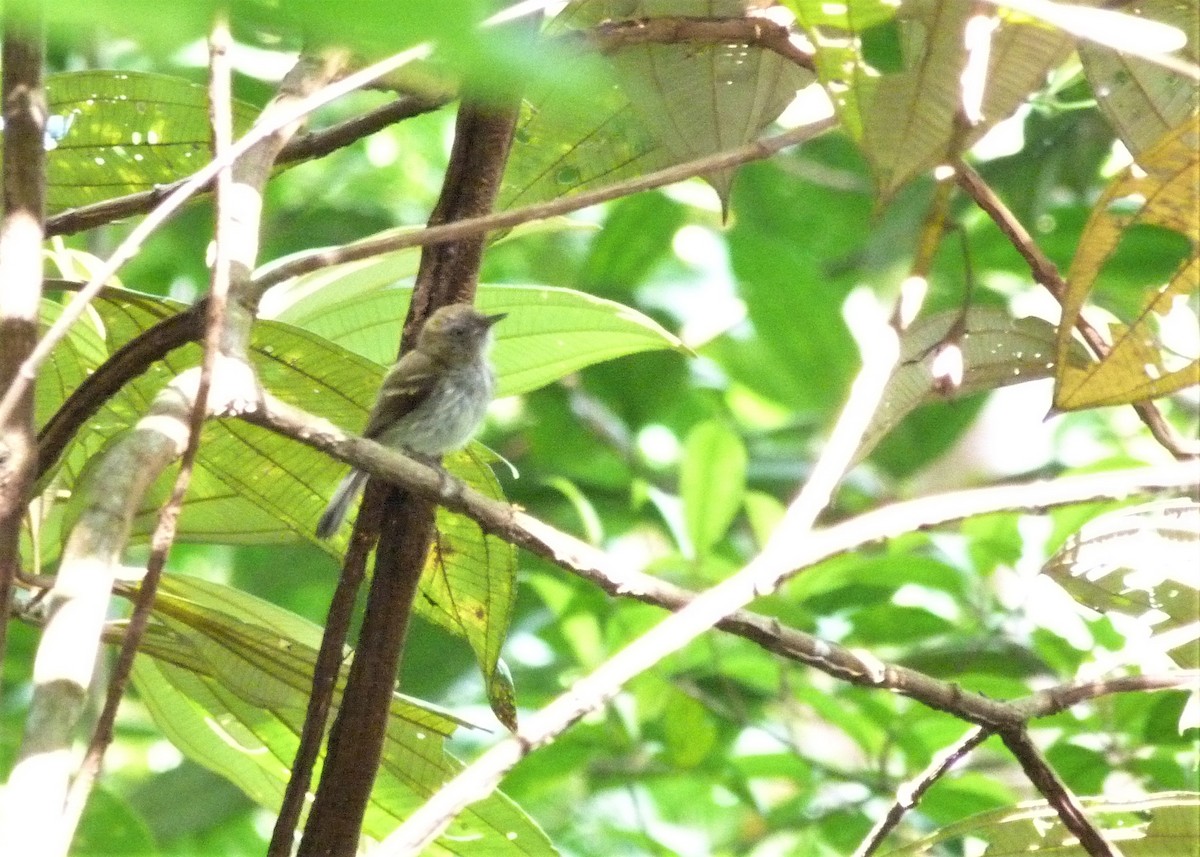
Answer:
[{"left": 1055, "top": 116, "right": 1200, "bottom": 410}]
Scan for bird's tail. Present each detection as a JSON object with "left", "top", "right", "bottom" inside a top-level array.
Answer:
[{"left": 316, "top": 469, "right": 368, "bottom": 539}]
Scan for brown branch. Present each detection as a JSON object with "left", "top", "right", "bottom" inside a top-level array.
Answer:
[
  {"left": 1017, "top": 671, "right": 1200, "bottom": 718},
  {"left": 295, "top": 97, "right": 521, "bottom": 857},
  {"left": 853, "top": 727, "right": 991, "bottom": 857},
  {"left": 266, "top": 479, "right": 378, "bottom": 857},
  {"left": 955, "top": 162, "right": 1198, "bottom": 460},
  {"left": 851, "top": 671, "right": 1196, "bottom": 856},
  {"left": 584, "top": 15, "right": 814, "bottom": 71},
  {"left": 999, "top": 728, "right": 1122, "bottom": 857},
  {"left": 44, "top": 93, "right": 449, "bottom": 238},
  {"left": 248, "top": 394, "right": 1199, "bottom": 727},
  {"left": 0, "top": 6, "right": 46, "bottom": 702}
]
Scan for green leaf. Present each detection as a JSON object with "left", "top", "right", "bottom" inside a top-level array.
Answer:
[
  {"left": 501, "top": 1, "right": 811, "bottom": 211},
  {"left": 879, "top": 792, "right": 1200, "bottom": 856},
  {"left": 680, "top": 420, "right": 747, "bottom": 558},
  {"left": 39, "top": 71, "right": 258, "bottom": 211},
  {"left": 131, "top": 574, "right": 555, "bottom": 855},
  {"left": 662, "top": 689, "right": 718, "bottom": 769},
  {"left": 72, "top": 787, "right": 158, "bottom": 857},
  {"left": 266, "top": 283, "right": 684, "bottom": 398},
  {"left": 861, "top": 307, "right": 1092, "bottom": 462},
  {"left": 423, "top": 449, "right": 519, "bottom": 724},
  {"left": 259, "top": 219, "right": 591, "bottom": 324},
  {"left": 1043, "top": 499, "right": 1200, "bottom": 669},
  {"left": 599, "top": 6, "right": 813, "bottom": 209}
]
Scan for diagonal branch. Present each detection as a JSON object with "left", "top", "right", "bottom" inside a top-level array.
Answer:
[
  {"left": 852, "top": 727, "right": 991, "bottom": 857},
  {"left": 955, "top": 162, "right": 1198, "bottom": 460},
  {"left": 252, "top": 115, "right": 835, "bottom": 291},
  {"left": 249, "top": 393, "right": 1199, "bottom": 727},
  {"left": 999, "top": 727, "right": 1124, "bottom": 857}
]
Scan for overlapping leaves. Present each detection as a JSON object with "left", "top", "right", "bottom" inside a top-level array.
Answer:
[
  {"left": 1054, "top": 117, "right": 1199, "bottom": 410},
  {"left": 129, "top": 574, "right": 553, "bottom": 854},
  {"left": 501, "top": 1, "right": 813, "bottom": 211},
  {"left": 788, "top": 0, "right": 1072, "bottom": 197}
]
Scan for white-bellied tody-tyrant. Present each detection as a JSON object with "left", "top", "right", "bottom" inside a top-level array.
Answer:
[{"left": 316, "top": 303, "right": 505, "bottom": 538}]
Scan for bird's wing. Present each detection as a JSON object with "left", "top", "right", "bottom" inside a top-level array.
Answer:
[{"left": 361, "top": 349, "right": 440, "bottom": 439}]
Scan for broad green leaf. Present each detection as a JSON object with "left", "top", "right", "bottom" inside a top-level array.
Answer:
[
  {"left": 1054, "top": 116, "right": 1200, "bottom": 409},
  {"left": 1043, "top": 499, "right": 1200, "bottom": 669},
  {"left": 422, "top": 448, "right": 519, "bottom": 727},
  {"left": 500, "top": 32, "right": 660, "bottom": 211},
  {"left": 789, "top": 0, "right": 1073, "bottom": 196},
  {"left": 269, "top": 283, "right": 684, "bottom": 398},
  {"left": 1080, "top": 0, "right": 1200, "bottom": 157},
  {"left": 680, "top": 420, "right": 747, "bottom": 557},
  {"left": 878, "top": 792, "right": 1200, "bottom": 856},
  {"left": 743, "top": 489, "right": 785, "bottom": 549},
  {"left": 72, "top": 787, "right": 157, "bottom": 857},
  {"left": 130, "top": 575, "right": 554, "bottom": 854},
  {"left": 258, "top": 218, "right": 590, "bottom": 324},
  {"left": 579, "top": 193, "right": 686, "bottom": 294},
  {"left": 860, "top": 307, "right": 1090, "bottom": 462},
  {"left": 34, "top": 297, "right": 108, "bottom": 433},
  {"left": 39, "top": 71, "right": 258, "bottom": 211}
]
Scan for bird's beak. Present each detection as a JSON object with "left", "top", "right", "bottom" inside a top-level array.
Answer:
[{"left": 484, "top": 312, "right": 507, "bottom": 327}]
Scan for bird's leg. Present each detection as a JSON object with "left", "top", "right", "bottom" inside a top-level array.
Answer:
[{"left": 411, "top": 452, "right": 464, "bottom": 506}]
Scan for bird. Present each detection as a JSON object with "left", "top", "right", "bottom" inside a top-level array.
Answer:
[{"left": 315, "top": 303, "right": 505, "bottom": 539}]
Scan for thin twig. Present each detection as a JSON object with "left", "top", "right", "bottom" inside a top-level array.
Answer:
[
  {"left": 251, "top": 115, "right": 836, "bottom": 291},
  {"left": 57, "top": 19, "right": 237, "bottom": 849},
  {"left": 852, "top": 727, "right": 991, "bottom": 857},
  {"left": 584, "top": 16, "right": 814, "bottom": 71}
]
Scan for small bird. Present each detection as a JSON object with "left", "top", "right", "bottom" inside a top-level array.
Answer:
[{"left": 316, "top": 303, "right": 505, "bottom": 539}]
